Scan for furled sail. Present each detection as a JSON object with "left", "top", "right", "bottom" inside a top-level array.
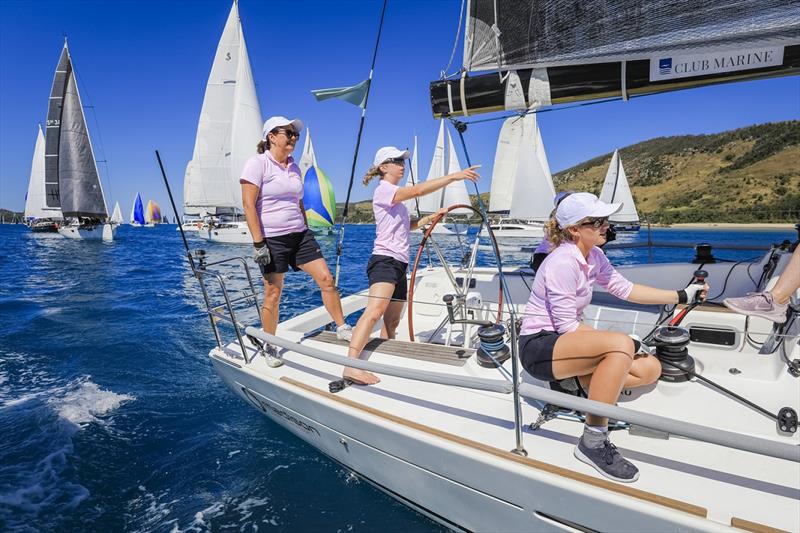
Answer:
[
  {"left": 600, "top": 150, "right": 639, "bottom": 224},
  {"left": 490, "top": 113, "right": 555, "bottom": 220},
  {"left": 184, "top": 1, "right": 263, "bottom": 215},
  {"left": 431, "top": 0, "right": 800, "bottom": 117},
  {"left": 25, "top": 125, "right": 62, "bottom": 220},
  {"left": 44, "top": 43, "right": 107, "bottom": 218},
  {"left": 145, "top": 200, "right": 162, "bottom": 224},
  {"left": 417, "top": 122, "right": 446, "bottom": 214},
  {"left": 131, "top": 193, "right": 145, "bottom": 225}
]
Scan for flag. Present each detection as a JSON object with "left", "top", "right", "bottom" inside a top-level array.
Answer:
[{"left": 311, "top": 79, "right": 370, "bottom": 109}]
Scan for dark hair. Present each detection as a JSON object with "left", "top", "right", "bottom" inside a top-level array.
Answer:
[{"left": 256, "top": 127, "right": 282, "bottom": 154}]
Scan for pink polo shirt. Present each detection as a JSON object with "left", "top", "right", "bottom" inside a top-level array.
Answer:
[
  {"left": 240, "top": 152, "right": 307, "bottom": 238},
  {"left": 520, "top": 242, "right": 634, "bottom": 335},
  {"left": 372, "top": 180, "right": 410, "bottom": 264}
]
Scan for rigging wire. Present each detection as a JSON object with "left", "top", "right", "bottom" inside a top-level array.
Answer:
[{"left": 440, "top": 0, "right": 467, "bottom": 80}]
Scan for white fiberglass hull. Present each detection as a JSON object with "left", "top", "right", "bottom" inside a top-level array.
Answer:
[
  {"left": 199, "top": 221, "right": 252, "bottom": 244},
  {"left": 413, "top": 223, "right": 468, "bottom": 236},
  {"left": 482, "top": 221, "right": 545, "bottom": 239},
  {"left": 207, "top": 251, "right": 800, "bottom": 532},
  {"left": 178, "top": 222, "right": 203, "bottom": 232},
  {"left": 58, "top": 223, "right": 116, "bottom": 241}
]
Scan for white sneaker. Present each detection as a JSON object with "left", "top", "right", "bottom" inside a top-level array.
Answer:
[
  {"left": 336, "top": 324, "right": 353, "bottom": 341},
  {"left": 263, "top": 344, "right": 283, "bottom": 368}
]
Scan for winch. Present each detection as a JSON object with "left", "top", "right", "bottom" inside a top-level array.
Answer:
[
  {"left": 476, "top": 324, "right": 510, "bottom": 368},
  {"left": 652, "top": 326, "right": 695, "bottom": 382}
]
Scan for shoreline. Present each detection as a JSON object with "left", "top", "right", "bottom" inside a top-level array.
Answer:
[{"left": 649, "top": 222, "right": 797, "bottom": 231}]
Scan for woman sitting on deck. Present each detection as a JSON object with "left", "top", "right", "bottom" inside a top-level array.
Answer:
[
  {"left": 342, "top": 146, "right": 480, "bottom": 386},
  {"left": 519, "top": 192, "right": 708, "bottom": 483}
]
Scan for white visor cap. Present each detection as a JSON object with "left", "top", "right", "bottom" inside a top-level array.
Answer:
[
  {"left": 262, "top": 116, "right": 304, "bottom": 141},
  {"left": 373, "top": 146, "right": 410, "bottom": 167},
  {"left": 555, "top": 192, "right": 622, "bottom": 228}
]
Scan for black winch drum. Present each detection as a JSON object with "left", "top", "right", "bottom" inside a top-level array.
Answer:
[{"left": 653, "top": 326, "right": 695, "bottom": 383}]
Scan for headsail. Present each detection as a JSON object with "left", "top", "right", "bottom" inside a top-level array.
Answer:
[
  {"left": 490, "top": 113, "right": 554, "bottom": 220},
  {"left": 303, "top": 166, "right": 336, "bottom": 228},
  {"left": 25, "top": 125, "right": 62, "bottom": 220},
  {"left": 131, "top": 193, "right": 145, "bottom": 225},
  {"left": 44, "top": 43, "right": 107, "bottom": 218},
  {"left": 600, "top": 150, "right": 639, "bottom": 224},
  {"left": 432, "top": 1, "right": 800, "bottom": 117},
  {"left": 441, "top": 131, "right": 472, "bottom": 214},
  {"left": 184, "top": 1, "right": 263, "bottom": 215},
  {"left": 111, "top": 202, "right": 123, "bottom": 224},
  {"left": 145, "top": 200, "right": 162, "bottom": 224}
]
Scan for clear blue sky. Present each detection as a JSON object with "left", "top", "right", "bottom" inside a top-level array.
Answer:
[{"left": 1, "top": 0, "right": 798, "bottom": 215}]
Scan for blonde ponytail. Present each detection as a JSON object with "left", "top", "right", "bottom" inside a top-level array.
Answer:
[
  {"left": 544, "top": 216, "right": 575, "bottom": 249},
  {"left": 362, "top": 165, "right": 384, "bottom": 186}
]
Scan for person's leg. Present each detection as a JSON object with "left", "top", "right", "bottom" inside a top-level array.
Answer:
[
  {"left": 772, "top": 246, "right": 800, "bottom": 304},
  {"left": 343, "top": 282, "right": 394, "bottom": 384},
  {"left": 381, "top": 301, "right": 406, "bottom": 339},
  {"left": 261, "top": 273, "right": 284, "bottom": 334},
  {"left": 577, "top": 354, "right": 662, "bottom": 391},
  {"left": 299, "top": 258, "right": 346, "bottom": 326}
]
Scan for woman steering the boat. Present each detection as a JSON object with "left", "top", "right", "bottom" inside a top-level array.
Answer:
[
  {"left": 342, "top": 147, "right": 480, "bottom": 385},
  {"left": 519, "top": 192, "right": 708, "bottom": 483},
  {"left": 241, "top": 116, "right": 353, "bottom": 368}
]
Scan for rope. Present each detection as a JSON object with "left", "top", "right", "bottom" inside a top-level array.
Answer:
[{"left": 440, "top": 0, "right": 466, "bottom": 79}]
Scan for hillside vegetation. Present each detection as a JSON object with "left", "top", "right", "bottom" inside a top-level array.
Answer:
[{"left": 338, "top": 121, "right": 799, "bottom": 224}]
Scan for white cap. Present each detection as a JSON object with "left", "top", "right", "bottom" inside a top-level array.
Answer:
[
  {"left": 555, "top": 192, "right": 621, "bottom": 228},
  {"left": 372, "top": 146, "right": 410, "bottom": 167},
  {"left": 262, "top": 116, "right": 304, "bottom": 140}
]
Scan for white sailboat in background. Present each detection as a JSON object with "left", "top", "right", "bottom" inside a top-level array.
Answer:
[
  {"left": 599, "top": 150, "right": 641, "bottom": 231},
  {"left": 402, "top": 135, "right": 420, "bottom": 215},
  {"left": 187, "top": 1, "right": 262, "bottom": 245},
  {"left": 415, "top": 121, "right": 470, "bottom": 236},
  {"left": 298, "top": 126, "right": 316, "bottom": 181},
  {"left": 45, "top": 42, "right": 115, "bottom": 242},
  {"left": 484, "top": 113, "right": 554, "bottom": 240},
  {"left": 25, "top": 124, "right": 62, "bottom": 232},
  {"left": 110, "top": 202, "right": 123, "bottom": 225}
]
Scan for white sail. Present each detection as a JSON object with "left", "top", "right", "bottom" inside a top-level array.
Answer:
[
  {"left": 441, "top": 130, "right": 472, "bottom": 214},
  {"left": 111, "top": 202, "right": 123, "bottom": 224},
  {"left": 184, "top": 1, "right": 262, "bottom": 215},
  {"left": 298, "top": 127, "right": 317, "bottom": 179},
  {"left": 417, "top": 121, "right": 446, "bottom": 214},
  {"left": 402, "top": 135, "right": 419, "bottom": 215},
  {"left": 508, "top": 114, "right": 555, "bottom": 220},
  {"left": 600, "top": 150, "right": 639, "bottom": 224},
  {"left": 24, "top": 125, "right": 61, "bottom": 220},
  {"left": 488, "top": 116, "right": 523, "bottom": 213}
]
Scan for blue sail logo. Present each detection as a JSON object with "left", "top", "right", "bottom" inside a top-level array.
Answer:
[{"left": 659, "top": 58, "right": 672, "bottom": 75}]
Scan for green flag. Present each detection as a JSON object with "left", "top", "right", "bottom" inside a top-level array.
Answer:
[{"left": 311, "top": 79, "right": 370, "bottom": 109}]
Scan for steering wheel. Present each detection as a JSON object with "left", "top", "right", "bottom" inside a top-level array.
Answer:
[{"left": 407, "top": 203, "right": 504, "bottom": 343}]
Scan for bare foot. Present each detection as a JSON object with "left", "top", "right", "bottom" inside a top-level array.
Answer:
[{"left": 343, "top": 368, "right": 381, "bottom": 385}]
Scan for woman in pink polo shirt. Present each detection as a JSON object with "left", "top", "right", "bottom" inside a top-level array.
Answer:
[
  {"left": 241, "top": 116, "right": 352, "bottom": 367},
  {"left": 519, "top": 192, "right": 708, "bottom": 483},
  {"left": 342, "top": 146, "right": 480, "bottom": 386}
]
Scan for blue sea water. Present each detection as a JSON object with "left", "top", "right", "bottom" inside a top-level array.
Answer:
[{"left": 0, "top": 223, "right": 794, "bottom": 532}]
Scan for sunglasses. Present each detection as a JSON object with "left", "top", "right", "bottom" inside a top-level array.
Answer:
[
  {"left": 383, "top": 157, "right": 406, "bottom": 166},
  {"left": 273, "top": 129, "right": 300, "bottom": 139},
  {"left": 580, "top": 217, "right": 609, "bottom": 228}
]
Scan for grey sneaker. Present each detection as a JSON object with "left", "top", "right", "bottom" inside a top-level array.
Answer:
[
  {"left": 575, "top": 438, "right": 640, "bottom": 483},
  {"left": 336, "top": 324, "right": 353, "bottom": 341},
  {"left": 723, "top": 292, "right": 788, "bottom": 324},
  {"left": 263, "top": 344, "right": 283, "bottom": 368}
]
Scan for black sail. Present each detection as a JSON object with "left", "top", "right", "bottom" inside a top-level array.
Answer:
[
  {"left": 44, "top": 43, "right": 107, "bottom": 218},
  {"left": 44, "top": 46, "right": 69, "bottom": 209},
  {"left": 431, "top": 0, "right": 800, "bottom": 117}
]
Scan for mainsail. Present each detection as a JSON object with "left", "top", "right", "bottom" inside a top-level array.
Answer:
[
  {"left": 298, "top": 127, "right": 316, "bottom": 180},
  {"left": 44, "top": 42, "right": 107, "bottom": 219},
  {"left": 600, "top": 150, "right": 639, "bottom": 224},
  {"left": 25, "top": 125, "right": 62, "bottom": 220},
  {"left": 417, "top": 122, "right": 447, "bottom": 214},
  {"left": 431, "top": 0, "right": 800, "bottom": 117},
  {"left": 184, "top": 1, "right": 263, "bottom": 216},
  {"left": 131, "top": 193, "right": 145, "bottom": 225},
  {"left": 441, "top": 131, "right": 473, "bottom": 215},
  {"left": 489, "top": 113, "right": 554, "bottom": 220}
]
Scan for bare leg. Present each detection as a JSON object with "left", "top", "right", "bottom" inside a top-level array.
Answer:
[
  {"left": 578, "top": 354, "right": 662, "bottom": 391},
  {"left": 261, "top": 273, "right": 284, "bottom": 334},
  {"left": 551, "top": 330, "right": 635, "bottom": 427},
  {"left": 300, "top": 258, "right": 345, "bottom": 326},
  {"left": 772, "top": 247, "right": 800, "bottom": 304},
  {"left": 381, "top": 300, "right": 406, "bottom": 339},
  {"left": 343, "top": 282, "right": 394, "bottom": 385}
]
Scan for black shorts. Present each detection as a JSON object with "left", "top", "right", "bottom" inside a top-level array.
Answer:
[
  {"left": 366, "top": 254, "right": 408, "bottom": 302},
  {"left": 519, "top": 330, "right": 562, "bottom": 382},
  {"left": 260, "top": 229, "right": 324, "bottom": 276}
]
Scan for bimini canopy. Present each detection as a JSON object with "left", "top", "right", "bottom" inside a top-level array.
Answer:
[{"left": 430, "top": 0, "right": 800, "bottom": 117}]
